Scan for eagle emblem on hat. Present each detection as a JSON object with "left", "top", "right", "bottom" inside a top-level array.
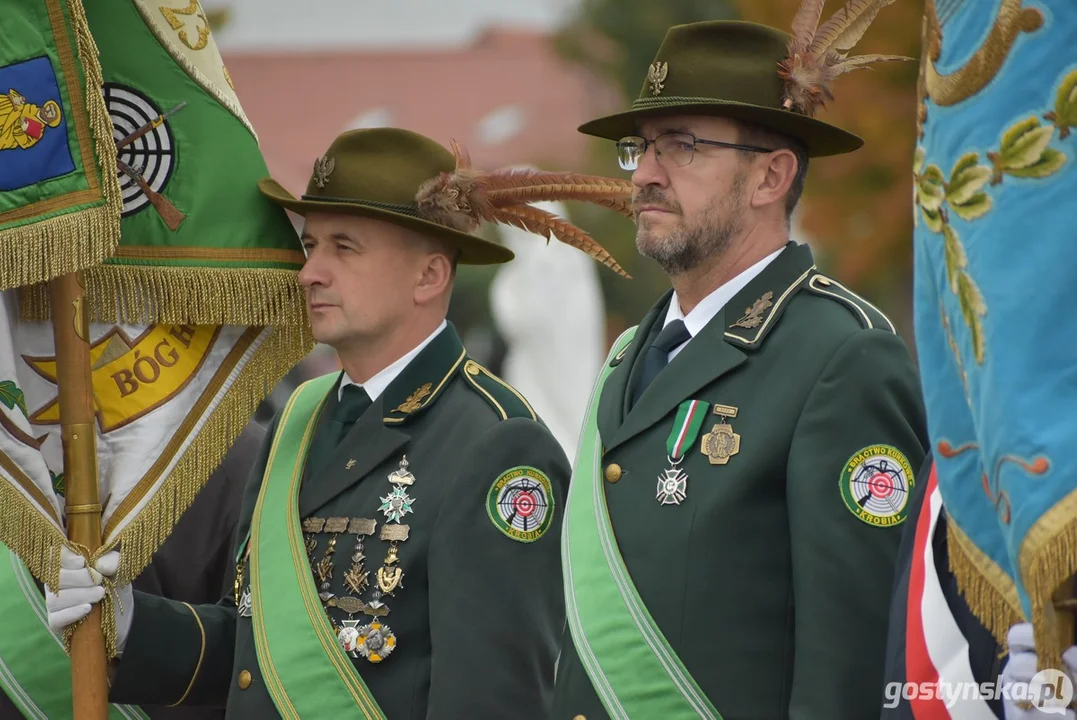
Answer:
[
  {"left": 312, "top": 155, "right": 335, "bottom": 188},
  {"left": 648, "top": 61, "right": 669, "bottom": 96}
]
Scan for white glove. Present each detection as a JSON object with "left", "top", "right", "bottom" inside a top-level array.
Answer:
[
  {"left": 1003, "top": 622, "right": 1077, "bottom": 719},
  {"left": 45, "top": 546, "right": 133, "bottom": 655}
]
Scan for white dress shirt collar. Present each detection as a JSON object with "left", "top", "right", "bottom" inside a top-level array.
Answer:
[
  {"left": 662, "top": 247, "right": 783, "bottom": 360},
  {"left": 338, "top": 319, "right": 448, "bottom": 402}
]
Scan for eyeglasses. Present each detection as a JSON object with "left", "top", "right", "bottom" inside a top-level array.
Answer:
[{"left": 616, "top": 132, "right": 774, "bottom": 171}]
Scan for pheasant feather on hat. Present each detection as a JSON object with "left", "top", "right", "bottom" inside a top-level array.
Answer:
[
  {"left": 778, "top": 0, "right": 914, "bottom": 117},
  {"left": 416, "top": 140, "right": 634, "bottom": 278}
]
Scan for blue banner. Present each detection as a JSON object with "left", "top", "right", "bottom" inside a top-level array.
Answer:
[{"left": 913, "top": 0, "right": 1077, "bottom": 668}]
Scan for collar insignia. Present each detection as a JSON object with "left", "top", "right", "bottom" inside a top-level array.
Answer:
[
  {"left": 394, "top": 383, "right": 432, "bottom": 414},
  {"left": 731, "top": 291, "right": 774, "bottom": 330}
]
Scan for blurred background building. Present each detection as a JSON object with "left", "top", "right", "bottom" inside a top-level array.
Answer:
[{"left": 215, "top": 0, "right": 925, "bottom": 454}]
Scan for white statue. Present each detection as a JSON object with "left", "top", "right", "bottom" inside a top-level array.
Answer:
[{"left": 490, "top": 198, "right": 607, "bottom": 462}]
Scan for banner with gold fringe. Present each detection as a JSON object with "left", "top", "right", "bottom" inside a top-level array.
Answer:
[
  {"left": 913, "top": 0, "right": 1077, "bottom": 672},
  {"left": 0, "top": 0, "right": 123, "bottom": 290},
  {"left": 0, "top": 292, "right": 310, "bottom": 657},
  {"left": 0, "top": 0, "right": 313, "bottom": 659},
  {"left": 18, "top": 0, "right": 307, "bottom": 327}
]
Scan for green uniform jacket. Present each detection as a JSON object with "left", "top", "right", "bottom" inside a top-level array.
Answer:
[
  {"left": 551, "top": 243, "right": 928, "bottom": 720},
  {"left": 110, "top": 323, "right": 571, "bottom": 719}
]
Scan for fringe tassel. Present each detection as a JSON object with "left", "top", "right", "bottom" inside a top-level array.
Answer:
[
  {"left": 59, "top": 578, "right": 120, "bottom": 659},
  {"left": 0, "top": 479, "right": 67, "bottom": 595},
  {"left": 67, "top": 0, "right": 124, "bottom": 226},
  {"left": 947, "top": 520, "right": 1024, "bottom": 647},
  {"left": 95, "top": 324, "right": 312, "bottom": 590},
  {"left": 0, "top": 0, "right": 123, "bottom": 290},
  {"left": 18, "top": 266, "right": 308, "bottom": 327},
  {"left": 1022, "top": 490, "right": 1077, "bottom": 673},
  {"left": 0, "top": 208, "right": 118, "bottom": 291}
]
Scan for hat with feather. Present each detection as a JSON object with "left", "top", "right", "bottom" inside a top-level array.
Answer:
[
  {"left": 259, "top": 127, "right": 633, "bottom": 276},
  {"left": 578, "top": 0, "right": 912, "bottom": 157}
]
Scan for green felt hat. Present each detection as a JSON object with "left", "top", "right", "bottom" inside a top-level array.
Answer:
[
  {"left": 578, "top": 21, "right": 865, "bottom": 158},
  {"left": 258, "top": 128, "right": 515, "bottom": 265}
]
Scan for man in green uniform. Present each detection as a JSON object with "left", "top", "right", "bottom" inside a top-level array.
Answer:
[
  {"left": 553, "top": 15, "right": 929, "bottom": 720},
  {"left": 45, "top": 128, "right": 630, "bottom": 718}
]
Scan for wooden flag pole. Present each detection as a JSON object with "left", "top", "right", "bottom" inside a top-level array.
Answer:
[{"left": 49, "top": 271, "right": 109, "bottom": 720}]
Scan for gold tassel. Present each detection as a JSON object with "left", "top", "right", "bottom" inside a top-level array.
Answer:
[
  {"left": 67, "top": 0, "right": 124, "bottom": 226},
  {"left": 0, "top": 0, "right": 123, "bottom": 290},
  {"left": 0, "top": 207, "right": 119, "bottom": 292},
  {"left": 947, "top": 519, "right": 1024, "bottom": 647},
  {"left": 0, "top": 476, "right": 67, "bottom": 593},
  {"left": 18, "top": 266, "right": 309, "bottom": 327},
  {"left": 90, "top": 324, "right": 313, "bottom": 589},
  {"left": 1021, "top": 488, "right": 1077, "bottom": 672}
]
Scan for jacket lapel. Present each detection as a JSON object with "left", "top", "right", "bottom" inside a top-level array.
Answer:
[
  {"left": 299, "top": 396, "right": 409, "bottom": 517},
  {"left": 605, "top": 304, "right": 746, "bottom": 452},
  {"left": 603, "top": 242, "right": 818, "bottom": 454},
  {"left": 596, "top": 295, "right": 669, "bottom": 448},
  {"left": 298, "top": 323, "right": 467, "bottom": 516}
]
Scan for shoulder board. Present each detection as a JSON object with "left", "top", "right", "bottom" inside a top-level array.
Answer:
[
  {"left": 460, "top": 359, "right": 537, "bottom": 421},
  {"left": 804, "top": 274, "right": 896, "bottom": 333}
]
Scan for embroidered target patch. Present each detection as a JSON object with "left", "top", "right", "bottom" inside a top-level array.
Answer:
[
  {"left": 839, "top": 445, "right": 914, "bottom": 528},
  {"left": 487, "top": 467, "right": 554, "bottom": 543}
]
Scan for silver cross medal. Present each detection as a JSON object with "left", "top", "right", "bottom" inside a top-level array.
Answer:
[{"left": 656, "top": 456, "right": 688, "bottom": 505}]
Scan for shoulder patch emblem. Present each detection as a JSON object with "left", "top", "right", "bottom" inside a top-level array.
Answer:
[
  {"left": 839, "top": 445, "right": 914, "bottom": 528},
  {"left": 487, "top": 466, "right": 554, "bottom": 543}
]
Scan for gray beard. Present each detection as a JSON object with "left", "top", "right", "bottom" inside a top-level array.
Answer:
[{"left": 637, "top": 194, "right": 743, "bottom": 277}]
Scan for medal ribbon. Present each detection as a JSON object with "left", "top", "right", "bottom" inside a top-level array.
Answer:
[{"left": 666, "top": 400, "right": 710, "bottom": 460}]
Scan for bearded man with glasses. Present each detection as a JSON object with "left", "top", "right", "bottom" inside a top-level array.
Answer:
[{"left": 553, "top": 11, "right": 929, "bottom": 720}]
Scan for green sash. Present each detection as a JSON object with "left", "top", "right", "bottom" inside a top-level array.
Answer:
[
  {"left": 562, "top": 328, "right": 723, "bottom": 719},
  {"left": 249, "top": 374, "right": 387, "bottom": 720},
  {"left": 0, "top": 547, "right": 147, "bottom": 720}
]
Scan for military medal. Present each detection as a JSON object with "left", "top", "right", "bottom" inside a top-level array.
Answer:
[
  {"left": 315, "top": 456, "right": 418, "bottom": 664},
  {"left": 303, "top": 517, "right": 326, "bottom": 563},
  {"left": 700, "top": 404, "right": 741, "bottom": 465},
  {"left": 237, "top": 587, "right": 253, "bottom": 618},
  {"left": 234, "top": 555, "right": 252, "bottom": 617},
  {"left": 316, "top": 517, "right": 349, "bottom": 592},
  {"left": 657, "top": 399, "right": 710, "bottom": 505},
  {"left": 387, "top": 455, "right": 416, "bottom": 486},
  {"left": 356, "top": 621, "right": 397, "bottom": 663},
  {"left": 344, "top": 517, "right": 376, "bottom": 594},
  {"left": 327, "top": 595, "right": 371, "bottom": 656},
  {"left": 338, "top": 619, "right": 363, "bottom": 655},
  {"left": 379, "top": 486, "right": 414, "bottom": 523},
  {"left": 376, "top": 524, "right": 408, "bottom": 594}
]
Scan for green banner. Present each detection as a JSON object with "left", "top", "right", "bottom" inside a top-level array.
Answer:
[
  {"left": 19, "top": 0, "right": 307, "bottom": 328},
  {"left": 0, "top": 0, "right": 123, "bottom": 290}
]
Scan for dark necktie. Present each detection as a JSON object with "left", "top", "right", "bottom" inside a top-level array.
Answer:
[
  {"left": 630, "top": 319, "right": 692, "bottom": 409},
  {"left": 327, "top": 384, "right": 372, "bottom": 447},
  {"left": 309, "top": 385, "right": 373, "bottom": 472}
]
